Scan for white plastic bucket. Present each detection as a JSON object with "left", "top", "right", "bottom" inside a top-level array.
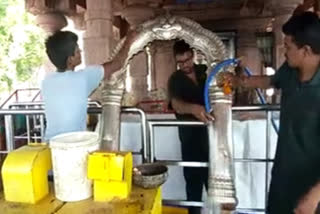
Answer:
[{"left": 50, "top": 131, "right": 99, "bottom": 202}]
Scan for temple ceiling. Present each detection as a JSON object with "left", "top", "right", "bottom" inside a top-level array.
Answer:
[{"left": 25, "top": 0, "right": 318, "bottom": 23}]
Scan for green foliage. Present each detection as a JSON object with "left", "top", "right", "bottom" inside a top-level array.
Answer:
[{"left": 0, "top": 0, "right": 45, "bottom": 93}]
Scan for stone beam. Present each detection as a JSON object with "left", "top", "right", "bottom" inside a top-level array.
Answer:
[
  {"left": 35, "top": 11, "right": 67, "bottom": 35},
  {"left": 84, "top": 0, "right": 114, "bottom": 64},
  {"left": 120, "top": 5, "right": 156, "bottom": 28},
  {"left": 25, "top": 0, "right": 77, "bottom": 15}
]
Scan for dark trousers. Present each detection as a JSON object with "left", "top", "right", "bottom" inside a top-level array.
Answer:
[{"left": 179, "top": 127, "right": 209, "bottom": 214}]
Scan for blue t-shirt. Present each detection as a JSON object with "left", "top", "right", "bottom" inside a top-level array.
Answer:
[{"left": 41, "top": 65, "right": 104, "bottom": 140}]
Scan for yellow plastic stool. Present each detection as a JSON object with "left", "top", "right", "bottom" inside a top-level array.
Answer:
[{"left": 1, "top": 143, "right": 52, "bottom": 204}]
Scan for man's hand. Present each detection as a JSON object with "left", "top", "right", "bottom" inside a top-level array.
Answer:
[
  {"left": 103, "top": 30, "right": 138, "bottom": 80},
  {"left": 190, "top": 104, "right": 214, "bottom": 123},
  {"left": 294, "top": 191, "right": 320, "bottom": 214},
  {"left": 217, "top": 72, "right": 243, "bottom": 88},
  {"left": 216, "top": 56, "right": 249, "bottom": 88},
  {"left": 171, "top": 98, "right": 214, "bottom": 123}
]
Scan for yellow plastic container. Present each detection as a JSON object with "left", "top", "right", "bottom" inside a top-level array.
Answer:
[
  {"left": 88, "top": 151, "right": 132, "bottom": 201},
  {"left": 87, "top": 152, "right": 110, "bottom": 181},
  {"left": 94, "top": 180, "right": 130, "bottom": 201},
  {"left": 1, "top": 143, "right": 52, "bottom": 204},
  {"left": 162, "top": 206, "right": 188, "bottom": 214}
]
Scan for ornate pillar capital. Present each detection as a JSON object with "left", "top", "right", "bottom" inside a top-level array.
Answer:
[
  {"left": 268, "top": 0, "right": 303, "bottom": 16},
  {"left": 84, "top": 0, "right": 114, "bottom": 64},
  {"left": 69, "top": 13, "right": 86, "bottom": 31},
  {"left": 121, "top": 5, "right": 156, "bottom": 28},
  {"left": 25, "top": 0, "right": 77, "bottom": 15},
  {"left": 35, "top": 12, "right": 67, "bottom": 35}
]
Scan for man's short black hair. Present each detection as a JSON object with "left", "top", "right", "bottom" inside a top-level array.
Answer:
[
  {"left": 45, "top": 31, "right": 78, "bottom": 71},
  {"left": 282, "top": 12, "right": 320, "bottom": 54},
  {"left": 173, "top": 40, "right": 192, "bottom": 56}
]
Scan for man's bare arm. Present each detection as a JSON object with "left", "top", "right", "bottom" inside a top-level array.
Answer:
[
  {"left": 102, "top": 31, "right": 136, "bottom": 80},
  {"left": 222, "top": 56, "right": 274, "bottom": 89},
  {"left": 238, "top": 76, "right": 273, "bottom": 89},
  {"left": 221, "top": 72, "right": 273, "bottom": 89},
  {"left": 171, "top": 98, "right": 214, "bottom": 123},
  {"left": 171, "top": 98, "right": 194, "bottom": 115}
]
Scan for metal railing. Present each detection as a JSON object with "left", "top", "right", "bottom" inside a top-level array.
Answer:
[
  {"left": 148, "top": 105, "right": 280, "bottom": 212},
  {"left": 0, "top": 88, "right": 41, "bottom": 109},
  {"left": 0, "top": 106, "right": 148, "bottom": 162},
  {"left": 4, "top": 101, "right": 102, "bottom": 145},
  {"left": 0, "top": 104, "right": 280, "bottom": 213}
]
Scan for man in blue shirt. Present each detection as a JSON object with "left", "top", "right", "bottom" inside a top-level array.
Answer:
[
  {"left": 222, "top": 12, "right": 320, "bottom": 214},
  {"left": 42, "top": 30, "right": 135, "bottom": 140}
]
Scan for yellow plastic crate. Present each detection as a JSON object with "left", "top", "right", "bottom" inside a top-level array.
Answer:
[
  {"left": 1, "top": 143, "right": 52, "bottom": 204},
  {"left": 88, "top": 151, "right": 132, "bottom": 201},
  {"left": 87, "top": 153, "right": 110, "bottom": 181},
  {"left": 109, "top": 154, "right": 125, "bottom": 181},
  {"left": 94, "top": 180, "right": 129, "bottom": 201}
]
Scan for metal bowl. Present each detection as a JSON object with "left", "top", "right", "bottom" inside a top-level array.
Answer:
[{"left": 133, "top": 163, "right": 168, "bottom": 189}]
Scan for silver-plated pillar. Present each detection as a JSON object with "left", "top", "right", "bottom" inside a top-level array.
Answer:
[
  {"left": 100, "top": 83, "right": 124, "bottom": 150},
  {"left": 207, "top": 84, "right": 237, "bottom": 210},
  {"left": 146, "top": 45, "right": 153, "bottom": 91},
  {"left": 4, "top": 115, "right": 14, "bottom": 151}
]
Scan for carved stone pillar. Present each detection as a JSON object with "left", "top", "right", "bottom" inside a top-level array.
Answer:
[
  {"left": 84, "top": 0, "right": 116, "bottom": 104},
  {"left": 83, "top": 0, "right": 118, "bottom": 150},
  {"left": 121, "top": 5, "right": 156, "bottom": 28},
  {"left": 69, "top": 13, "right": 86, "bottom": 31},
  {"left": 129, "top": 51, "right": 148, "bottom": 101},
  {"left": 36, "top": 12, "right": 68, "bottom": 35},
  {"left": 121, "top": 5, "right": 160, "bottom": 103},
  {"left": 267, "top": 0, "right": 301, "bottom": 69},
  {"left": 35, "top": 12, "right": 68, "bottom": 76},
  {"left": 271, "top": 0, "right": 302, "bottom": 69},
  {"left": 153, "top": 41, "right": 176, "bottom": 91},
  {"left": 83, "top": 0, "right": 114, "bottom": 65},
  {"left": 237, "top": 29, "right": 263, "bottom": 104},
  {"left": 271, "top": 1, "right": 301, "bottom": 104},
  {"left": 237, "top": 29, "right": 263, "bottom": 75},
  {"left": 25, "top": 0, "right": 76, "bottom": 15},
  {"left": 146, "top": 45, "right": 156, "bottom": 92},
  {"left": 270, "top": 0, "right": 303, "bottom": 16},
  {"left": 316, "top": 0, "right": 320, "bottom": 12},
  {"left": 273, "top": 15, "right": 291, "bottom": 69}
]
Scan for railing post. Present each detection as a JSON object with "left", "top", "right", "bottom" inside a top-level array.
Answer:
[
  {"left": 4, "top": 115, "right": 14, "bottom": 151},
  {"left": 265, "top": 110, "right": 272, "bottom": 209}
]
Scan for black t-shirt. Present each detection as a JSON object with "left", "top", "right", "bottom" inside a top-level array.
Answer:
[
  {"left": 268, "top": 62, "right": 320, "bottom": 213},
  {"left": 168, "top": 64, "right": 207, "bottom": 121},
  {"left": 167, "top": 64, "right": 209, "bottom": 162}
]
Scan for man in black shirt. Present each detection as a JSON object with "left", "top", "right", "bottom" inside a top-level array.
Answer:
[
  {"left": 168, "top": 40, "right": 213, "bottom": 214},
  {"left": 222, "top": 12, "right": 320, "bottom": 214}
]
